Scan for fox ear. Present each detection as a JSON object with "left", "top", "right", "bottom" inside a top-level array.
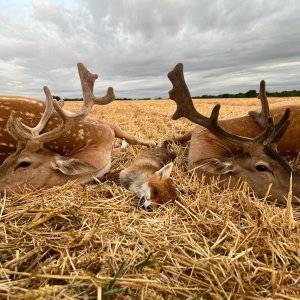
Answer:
[
  {"left": 195, "top": 158, "right": 233, "bottom": 175},
  {"left": 51, "top": 157, "right": 98, "bottom": 176},
  {"left": 155, "top": 162, "right": 174, "bottom": 180}
]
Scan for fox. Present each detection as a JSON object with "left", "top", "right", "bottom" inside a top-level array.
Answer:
[{"left": 118, "top": 141, "right": 177, "bottom": 211}]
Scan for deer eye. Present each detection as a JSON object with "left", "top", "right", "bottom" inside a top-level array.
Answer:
[
  {"left": 256, "top": 164, "right": 268, "bottom": 172},
  {"left": 16, "top": 161, "right": 32, "bottom": 170}
]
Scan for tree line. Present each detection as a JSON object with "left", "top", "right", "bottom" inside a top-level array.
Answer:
[
  {"left": 194, "top": 89, "right": 300, "bottom": 99},
  {"left": 53, "top": 89, "right": 300, "bottom": 101}
]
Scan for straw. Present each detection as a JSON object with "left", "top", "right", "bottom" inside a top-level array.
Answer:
[{"left": 0, "top": 98, "right": 299, "bottom": 299}]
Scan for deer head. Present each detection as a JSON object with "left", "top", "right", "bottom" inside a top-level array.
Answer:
[
  {"left": 168, "top": 63, "right": 300, "bottom": 205},
  {"left": 0, "top": 63, "right": 115, "bottom": 193}
]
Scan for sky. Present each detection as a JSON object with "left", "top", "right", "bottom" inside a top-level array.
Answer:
[{"left": 1, "top": 0, "right": 300, "bottom": 99}]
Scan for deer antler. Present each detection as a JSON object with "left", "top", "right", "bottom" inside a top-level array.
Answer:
[
  {"left": 168, "top": 63, "right": 290, "bottom": 147},
  {"left": 77, "top": 63, "right": 115, "bottom": 105},
  {"left": 7, "top": 63, "right": 114, "bottom": 146},
  {"left": 247, "top": 80, "right": 291, "bottom": 145},
  {"left": 248, "top": 80, "right": 270, "bottom": 128},
  {"left": 7, "top": 86, "right": 59, "bottom": 145}
]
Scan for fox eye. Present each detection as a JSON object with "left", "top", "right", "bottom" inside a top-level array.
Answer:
[
  {"left": 153, "top": 187, "right": 158, "bottom": 197},
  {"left": 256, "top": 164, "right": 268, "bottom": 172},
  {"left": 16, "top": 161, "right": 32, "bottom": 170}
]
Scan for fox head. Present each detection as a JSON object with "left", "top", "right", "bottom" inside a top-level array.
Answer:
[{"left": 138, "top": 162, "right": 177, "bottom": 211}]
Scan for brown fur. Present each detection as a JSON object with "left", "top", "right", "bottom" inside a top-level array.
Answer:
[
  {"left": 119, "top": 145, "right": 177, "bottom": 210},
  {"left": 0, "top": 97, "right": 155, "bottom": 193},
  {"left": 148, "top": 174, "right": 177, "bottom": 208},
  {"left": 176, "top": 102, "right": 300, "bottom": 205}
]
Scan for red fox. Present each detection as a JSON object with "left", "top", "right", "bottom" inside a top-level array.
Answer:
[{"left": 119, "top": 141, "right": 177, "bottom": 211}]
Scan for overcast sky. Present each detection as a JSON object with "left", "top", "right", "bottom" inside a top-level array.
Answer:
[{"left": 1, "top": 0, "right": 300, "bottom": 99}]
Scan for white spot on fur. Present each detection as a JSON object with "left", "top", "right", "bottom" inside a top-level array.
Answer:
[
  {"left": 78, "top": 129, "right": 84, "bottom": 140},
  {"left": 25, "top": 112, "right": 35, "bottom": 117}
]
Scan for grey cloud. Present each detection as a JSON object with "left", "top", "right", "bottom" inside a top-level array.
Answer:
[{"left": 0, "top": 0, "right": 300, "bottom": 99}]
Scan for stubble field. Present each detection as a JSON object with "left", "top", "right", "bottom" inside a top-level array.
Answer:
[{"left": 1, "top": 97, "right": 300, "bottom": 299}]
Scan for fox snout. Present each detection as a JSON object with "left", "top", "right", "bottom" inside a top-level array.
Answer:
[{"left": 138, "top": 196, "right": 153, "bottom": 212}]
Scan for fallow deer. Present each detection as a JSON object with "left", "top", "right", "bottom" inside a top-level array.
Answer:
[
  {"left": 0, "top": 63, "right": 155, "bottom": 193},
  {"left": 119, "top": 141, "right": 177, "bottom": 211},
  {"left": 168, "top": 63, "right": 300, "bottom": 205}
]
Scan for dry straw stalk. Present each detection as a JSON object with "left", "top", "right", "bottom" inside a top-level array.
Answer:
[{"left": 0, "top": 98, "right": 300, "bottom": 299}]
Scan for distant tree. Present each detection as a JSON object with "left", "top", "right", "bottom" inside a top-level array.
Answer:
[
  {"left": 244, "top": 90, "right": 257, "bottom": 98},
  {"left": 193, "top": 88, "right": 300, "bottom": 99},
  {"left": 53, "top": 95, "right": 61, "bottom": 100}
]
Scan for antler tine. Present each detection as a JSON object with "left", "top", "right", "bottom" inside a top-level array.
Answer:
[
  {"left": 248, "top": 80, "right": 270, "bottom": 127},
  {"left": 6, "top": 86, "right": 60, "bottom": 144},
  {"left": 265, "top": 108, "right": 291, "bottom": 145},
  {"left": 7, "top": 112, "right": 32, "bottom": 145},
  {"left": 77, "top": 62, "right": 115, "bottom": 106},
  {"left": 258, "top": 80, "right": 270, "bottom": 124},
  {"left": 30, "top": 86, "right": 56, "bottom": 136},
  {"left": 247, "top": 80, "right": 291, "bottom": 145},
  {"left": 58, "top": 99, "right": 64, "bottom": 107},
  {"left": 168, "top": 63, "right": 258, "bottom": 145}
]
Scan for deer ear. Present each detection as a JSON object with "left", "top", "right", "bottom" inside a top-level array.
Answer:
[
  {"left": 52, "top": 157, "right": 98, "bottom": 176},
  {"left": 196, "top": 158, "right": 233, "bottom": 175},
  {"left": 155, "top": 162, "right": 174, "bottom": 181}
]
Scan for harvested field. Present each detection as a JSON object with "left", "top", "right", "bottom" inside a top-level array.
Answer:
[{"left": 1, "top": 97, "right": 300, "bottom": 299}]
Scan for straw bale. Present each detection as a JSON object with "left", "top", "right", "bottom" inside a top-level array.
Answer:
[{"left": 0, "top": 98, "right": 300, "bottom": 299}]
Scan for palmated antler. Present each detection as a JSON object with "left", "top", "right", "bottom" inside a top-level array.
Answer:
[
  {"left": 77, "top": 62, "right": 115, "bottom": 105},
  {"left": 168, "top": 63, "right": 290, "bottom": 147},
  {"left": 7, "top": 63, "right": 114, "bottom": 146}
]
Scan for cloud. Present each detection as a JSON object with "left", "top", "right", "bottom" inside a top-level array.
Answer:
[{"left": 0, "top": 0, "right": 300, "bottom": 99}]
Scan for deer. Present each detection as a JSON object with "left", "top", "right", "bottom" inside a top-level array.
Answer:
[
  {"left": 167, "top": 63, "right": 300, "bottom": 205},
  {"left": 119, "top": 141, "right": 177, "bottom": 211},
  {"left": 0, "top": 63, "right": 155, "bottom": 194}
]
